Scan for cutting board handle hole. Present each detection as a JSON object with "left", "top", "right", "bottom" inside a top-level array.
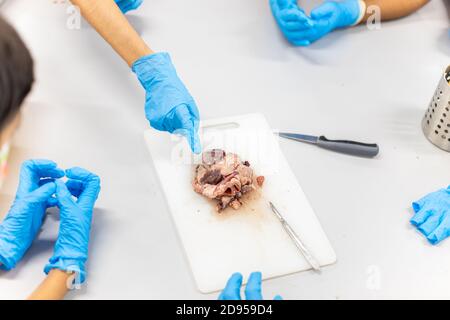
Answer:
[{"left": 202, "top": 122, "right": 240, "bottom": 131}]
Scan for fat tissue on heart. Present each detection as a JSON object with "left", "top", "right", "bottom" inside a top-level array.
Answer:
[{"left": 192, "top": 149, "right": 264, "bottom": 212}]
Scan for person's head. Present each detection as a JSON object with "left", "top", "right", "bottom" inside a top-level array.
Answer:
[{"left": 0, "top": 15, "right": 34, "bottom": 145}]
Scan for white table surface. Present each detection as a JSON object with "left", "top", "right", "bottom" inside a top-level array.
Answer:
[{"left": 0, "top": 0, "right": 449, "bottom": 300}]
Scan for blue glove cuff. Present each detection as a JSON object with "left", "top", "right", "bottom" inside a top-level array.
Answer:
[
  {"left": 336, "top": 0, "right": 364, "bottom": 28},
  {"left": 44, "top": 257, "right": 86, "bottom": 284},
  {"left": 350, "top": 0, "right": 366, "bottom": 26},
  {"left": 132, "top": 52, "right": 182, "bottom": 92}
]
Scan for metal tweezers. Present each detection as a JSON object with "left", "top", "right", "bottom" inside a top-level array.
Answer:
[{"left": 269, "top": 202, "right": 321, "bottom": 272}]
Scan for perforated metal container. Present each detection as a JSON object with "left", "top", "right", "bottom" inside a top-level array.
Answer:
[{"left": 422, "top": 66, "right": 450, "bottom": 152}]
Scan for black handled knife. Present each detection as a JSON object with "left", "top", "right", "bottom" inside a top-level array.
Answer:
[{"left": 278, "top": 132, "right": 379, "bottom": 158}]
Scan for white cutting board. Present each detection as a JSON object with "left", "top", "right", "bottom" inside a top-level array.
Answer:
[{"left": 144, "top": 113, "right": 336, "bottom": 293}]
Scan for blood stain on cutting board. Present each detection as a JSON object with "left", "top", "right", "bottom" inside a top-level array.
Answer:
[{"left": 204, "top": 187, "right": 273, "bottom": 231}]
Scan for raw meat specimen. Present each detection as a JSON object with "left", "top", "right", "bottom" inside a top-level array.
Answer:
[{"left": 193, "top": 149, "right": 264, "bottom": 212}]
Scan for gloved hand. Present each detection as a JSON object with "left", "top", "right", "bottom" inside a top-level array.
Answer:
[
  {"left": 132, "top": 52, "right": 201, "bottom": 154},
  {"left": 270, "top": 0, "right": 364, "bottom": 46},
  {"left": 0, "top": 159, "right": 64, "bottom": 270},
  {"left": 115, "top": 0, "right": 143, "bottom": 14},
  {"left": 270, "top": 0, "right": 315, "bottom": 46},
  {"left": 219, "top": 272, "right": 282, "bottom": 300},
  {"left": 410, "top": 186, "right": 450, "bottom": 245},
  {"left": 44, "top": 168, "right": 101, "bottom": 283}
]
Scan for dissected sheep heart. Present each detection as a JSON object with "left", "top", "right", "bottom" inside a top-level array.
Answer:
[{"left": 193, "top": 149, "right": 264, "bottom": 212}]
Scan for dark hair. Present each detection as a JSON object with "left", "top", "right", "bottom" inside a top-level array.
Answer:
[{"left": 0, "top": 15, "right": 34, "bottom": 131}]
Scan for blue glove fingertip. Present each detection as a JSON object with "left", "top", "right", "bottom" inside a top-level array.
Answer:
[
  {"left": 55, "top": 179, "right": 74, "bottom": 202},
  {"left": 294, "top": 40, "right": 311, "bottom": 46},
  {"left": 66, "top": 179, "right": 84, "bottom": 198},
  {"left": 426, "top": 218, "right": 450, "bottom": 245},
  {"left": 191, "top": 139, "right": 202, "bottom": 154},
  {"left": 417, "top": 213, "right": 442, "bottom": 236},
  {"left": 189, "top": 127, "right": 202, "bottom": 154},
  {"left": 245, "top": 272, "right": 263, "bottom": 300},
  {"left": 115, "top": 0, "right": 143, "bottom": 14},
  {"left": 65, "top": 167, "right": 88, "bottom": 179},
  {"left": 410, "top": 207, "right": 432, "bottom": 227},
  {"left": 412, "top": 200, "right": 422, "bottom": 213},
  {"left": 427, "top": 234, "right": 439, "bottom": 245},
  {"left": 219, "top": 272, "right": 243, "bottom": 300},
  {"left": 30, "top": 182, "right": 57, "bottom": 202},
  {"left": 249, "top": 271, "right": 262, "bottom": 279},
  {"left": 65, "top": 167, "right": 100, "bottom": 184},
  {"left": 276, "top": 0, "right": 297, "bottom": 10},
  {"left": 21, "top": 159, "right": 65, "bottom": 179},
  {"left": 47, "top": 197, "right": 58, "bottom": 208},
  {"left": 228, "top": 272, "right": 243, "bottom": 287}
]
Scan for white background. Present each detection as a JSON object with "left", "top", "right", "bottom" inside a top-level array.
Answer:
[{"left": 0, "top": 0, "right": 449, "bottom": 299}]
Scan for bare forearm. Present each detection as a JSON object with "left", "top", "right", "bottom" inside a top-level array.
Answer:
[
  {"left": 27, "top": 269, "right": 74, "bottom": 300},
  {"left": 361, "top": 0, "right": 430, "bottom": 22},
  {"left": 70, "top": 0, "right": 153, "bottom": 66}
]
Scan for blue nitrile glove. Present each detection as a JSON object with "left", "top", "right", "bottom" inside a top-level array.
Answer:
[
  {"left": 44, "top": 168, "right": 101, "bottom": 283},
  {"left": 0, "top": 159, "right": 64, "bottom": 270},
  {"left": 115, "top": 0, "right": 143, "bottom": 14},
  {"left": 219, "top": 272, "right": 283, "bottom": 300},
  {"left": 410, "top": 186, "right": 450, "bottom": 245},
  {"left": 270, "top": 0, "right": 363, "bottom": 46},
  {"left": 270, "top": 0, "right": 315, "bottom": 46},
  {"left": 132, "top": 52, "right": 201, "bottom": 154}
]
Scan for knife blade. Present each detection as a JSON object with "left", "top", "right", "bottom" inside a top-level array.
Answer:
[
  {"left": 278, "top": 132, "right": 318, "bottom": 144},
  {"left": 278, "top": 132, "right": 379, "bottom": 158}
]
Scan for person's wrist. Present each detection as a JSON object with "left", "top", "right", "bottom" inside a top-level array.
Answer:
[
  {"left": 132, "top": 52, "right": 172, "bottom": 75},
  {"left": 128, "top": 46, "right": 154, "bottom": 65},
  {"left": 44, "top": 256, "right": 86, "bottom": 284},
  {"left": 132, "top": 51, "right": 168, "bottom": 69},
  {"left": 131, "top": 52, "right": 174, "bottom": 90}
]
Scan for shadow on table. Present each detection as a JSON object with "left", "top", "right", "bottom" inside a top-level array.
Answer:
[
  {"left": 290, "top": 29, "right": 349, "bottom": 66},
  {"left": 380, "top": 103, "right": 445, "bottom": 155}
]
